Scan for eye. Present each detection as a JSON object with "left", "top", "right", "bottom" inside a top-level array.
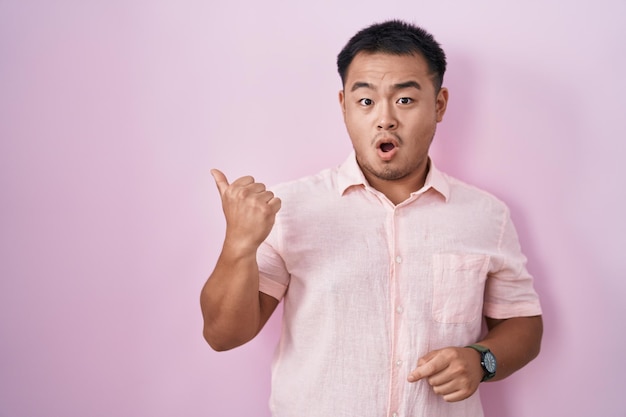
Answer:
[
  {"left": 397, "top": 97, "right": 413, "bottom": 104},
  {"left": 358, "top": 98, "right": 373, "bottom": 106}
]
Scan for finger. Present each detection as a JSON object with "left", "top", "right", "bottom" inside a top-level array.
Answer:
[
  {"left": 231, "top": 175, "right": 256, "bottom": 187},
  {"left": 434, "top": 382, "right": 469, "bottom": 403},
  {"left": 407, "top": 352, "right": 447, "bottom": 383},
  {"left": 246, "top": 182, "right": 267, "bottom": 194},
  {"left": 426, "top": 369, "right": 454, "bottom": 387},
  {"left": 439, "top": 383, "right": 476, "bottom": 403},
  {"left": 417, "top": 355, "right": 429, "bottom": 367},
  {"left": 442, "top": 391, "right": 467, "bottom": 403},
  {"left": 408, "top": 351, "right": 436, "bottom": 382},
  {"left": 254, "top": 191, "right": 281, "bottom": 214},
  {"left": 210, "top": 169, "right": 230, "bottom": 196},
  {"left": 267, "top": 195, "right": 282, "bottom": 213},
  {"left": 431, "top": 379, "right": 456, "bottom": 397}
]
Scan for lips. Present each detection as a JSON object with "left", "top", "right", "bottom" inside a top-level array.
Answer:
[{"left": 375, "top": 137, "right": 400, "bottom": 161}]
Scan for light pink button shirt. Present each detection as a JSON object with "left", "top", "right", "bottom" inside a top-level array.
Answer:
[{"left": 258, "top": 153, "right": 542, "bottom": 417}]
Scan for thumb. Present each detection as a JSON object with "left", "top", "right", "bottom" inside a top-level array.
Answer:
[{"left": 210, "top": 169, "right": 229, "bottom": 196}]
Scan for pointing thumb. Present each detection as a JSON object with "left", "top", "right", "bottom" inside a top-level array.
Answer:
[{"left": 210, "top": 169, "right": 229, "bottom": 196}]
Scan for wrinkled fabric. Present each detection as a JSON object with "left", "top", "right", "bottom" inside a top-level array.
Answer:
[{"left": 257, "top": 152, "right": 542, "bottom": 417}]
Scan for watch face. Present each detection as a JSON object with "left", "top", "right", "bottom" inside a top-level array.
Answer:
[{"left": 484, "top": 352, "right": 497, "bottom": 373}]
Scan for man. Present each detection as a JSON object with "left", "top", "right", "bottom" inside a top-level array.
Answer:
[{"left": 201, "top": 20, "right": 543, "bottom": 417}]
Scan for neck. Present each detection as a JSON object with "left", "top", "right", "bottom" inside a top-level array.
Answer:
[{"left": 363, "top": 161, "right": 429, "bottom": 205}]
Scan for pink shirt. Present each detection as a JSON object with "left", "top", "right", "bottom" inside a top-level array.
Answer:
[{"left": 258, "top": 153, "right": 542, "bottom": 417}]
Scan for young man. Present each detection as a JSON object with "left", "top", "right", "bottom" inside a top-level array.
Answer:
[{"left": 201, "top": 20, "right": 543, "bottom": 417}]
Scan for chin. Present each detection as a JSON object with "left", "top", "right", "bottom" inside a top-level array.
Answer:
[{"left": 368, "top": 165, "right": 410, "bottom": 181}]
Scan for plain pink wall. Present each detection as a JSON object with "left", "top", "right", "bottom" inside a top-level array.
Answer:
[{"left": 1, "top": 1, "right": 625, "bottom": 416}]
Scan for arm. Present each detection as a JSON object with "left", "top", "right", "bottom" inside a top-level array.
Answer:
[
  {"left": 200, "top": 169, "right": 281, "bottom": 352},
  {"left": 480, "top": 315, "right": 543, "bottom": 380},
  {"left": 407, "top": 315, "right": 543, "bottom": 402}
]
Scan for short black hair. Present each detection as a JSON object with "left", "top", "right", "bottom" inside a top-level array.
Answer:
[{"left": 337, "top": 20, "right": 447, "bottom": 91}]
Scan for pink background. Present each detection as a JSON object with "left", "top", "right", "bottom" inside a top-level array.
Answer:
[{"left": 1, "top": 1, "right": 625, "bottom": 416}]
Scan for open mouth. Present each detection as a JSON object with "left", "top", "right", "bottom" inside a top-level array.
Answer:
[{"left": 380, "top": 142, "right": 395, "bottom": 153}]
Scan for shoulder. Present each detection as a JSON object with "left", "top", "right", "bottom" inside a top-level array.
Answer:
[
  {"left": 444, "top": 173, "right": 509, "bottom": 209},
  {"left": 270, "top": 167, "right": 339, "bottom": 201},
  {"left": 438, "top": 172, "right": 512, "bottom": 224}
]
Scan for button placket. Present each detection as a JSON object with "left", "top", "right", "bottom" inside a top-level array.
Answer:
[{"left": 388, "top": 207, "right": 406, "bottom": 417}]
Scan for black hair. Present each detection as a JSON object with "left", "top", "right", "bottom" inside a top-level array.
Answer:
[{"left": 337, "top": 20, "right": 447, "bottom": 91}]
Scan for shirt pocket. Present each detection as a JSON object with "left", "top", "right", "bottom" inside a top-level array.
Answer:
[{"left": 432, "top": 253, "right": 490, "bottom": 324}]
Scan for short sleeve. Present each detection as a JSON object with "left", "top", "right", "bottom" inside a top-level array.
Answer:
[
  {"left": 483, "top": 208, "right": 542, "bottom": 319},
  {"left": 257, "top": 231, "right": 290, "bottom": 301}
]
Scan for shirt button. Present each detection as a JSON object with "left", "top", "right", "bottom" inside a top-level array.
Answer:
[
  {"left": 396, "top": 359, "right": 403, "bottom": 367},
  {"left": 396, "top": 306, "right": 404, "bottom": 314},
  {"left": 392, "top": 413, "right": 399, "bottom": 417},
  {"left": 395, "top": 256, "right": 402, "bottom": 264}
]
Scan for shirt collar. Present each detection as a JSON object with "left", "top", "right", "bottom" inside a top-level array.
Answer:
[{"left": 337, "top": 151, "right": 450, "bottom": 202}]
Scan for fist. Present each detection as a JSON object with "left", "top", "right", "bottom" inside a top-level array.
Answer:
[
  {"left": 211, "top": 169, "right": 281, "bottom": 251},
  {"left": 407, "top": 347, "right": 483, "bottom": 402}
]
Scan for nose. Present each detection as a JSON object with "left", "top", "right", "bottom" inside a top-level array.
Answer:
[{"left": 377, "top": 103, "right": 397, "bottom": 130}]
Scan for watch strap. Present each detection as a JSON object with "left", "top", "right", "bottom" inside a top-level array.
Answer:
[
  {"left": 465, "top": 344, "right": 496, "bottom": 382},
  {"left": 466, "top": 343, "right": 489, "bottom": 353}
]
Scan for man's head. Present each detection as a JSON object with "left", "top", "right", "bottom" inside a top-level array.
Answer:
[
  {"left": 336, "top": 20, "right": 449, "bottom": 199},
  {"left": 337, "top": 20, "right": 447, "bottom": 92}
]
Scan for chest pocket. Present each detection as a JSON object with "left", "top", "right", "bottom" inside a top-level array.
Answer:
[{"left": 432, "top": 253, "right": 490, "bottom": 324}]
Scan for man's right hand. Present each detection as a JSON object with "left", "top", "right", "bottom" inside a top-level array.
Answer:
[
  {"left": 211, "top": 169, "right": 282, "bottom": 252},
  {"left": 201, "top": 169, "right": 281, "bottom": 351}
]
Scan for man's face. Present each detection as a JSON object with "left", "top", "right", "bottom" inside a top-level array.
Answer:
[{"left": 339, "top": 52, "right": 448, "bottom": 186}]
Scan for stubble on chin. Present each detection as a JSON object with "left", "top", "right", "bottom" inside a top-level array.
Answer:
[{"left": 357, "top": 156, "right": 415, "bottom": 182}]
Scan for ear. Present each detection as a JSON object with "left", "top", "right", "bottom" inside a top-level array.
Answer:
[
  {"left": 435, "top": 87, "right": 449, "bottom": 123},
  {"left": 338, "top": 89, "right": 346, "bottom": 114}
]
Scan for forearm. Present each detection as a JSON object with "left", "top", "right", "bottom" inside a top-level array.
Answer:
[
  {"left": 407, "top": 315, "right": 543, "bottom": 402},
  {"left": 477, "top": 315, "right": 543, "bottom": 381},
  {"left": 200, "top": 243, "right": 264, "bottom": 351},
  {"left": 203, "top": 170, "right": 282, "bottom": 351}
]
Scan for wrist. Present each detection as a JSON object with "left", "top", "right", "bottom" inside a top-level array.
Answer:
[
  {"left": 222, "top": 235, "right": 261, "bottom": 258},
  {"left": 465, "top": 344, "right": 497, "bottom": 382}
]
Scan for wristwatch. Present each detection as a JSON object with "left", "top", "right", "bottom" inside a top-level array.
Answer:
[{"left": 466, "top": 344, "right": 497, "bottom": 382}]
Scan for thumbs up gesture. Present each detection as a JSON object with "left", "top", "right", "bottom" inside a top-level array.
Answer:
[{"left": 211, "top": 169, "right": 282, "bottom": 253}]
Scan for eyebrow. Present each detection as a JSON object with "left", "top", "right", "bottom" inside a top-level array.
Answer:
[
  {"left": 349, "top": 80, "right": 422, "bottom": 92},
  {"left": 350, "top": 81, "right": 374, "bottom": 92},
  {"left": 393, "top": 81, "right": 422, "bottom": 91}
]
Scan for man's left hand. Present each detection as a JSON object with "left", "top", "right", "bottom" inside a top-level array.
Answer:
[{"left": 407, "top": 347, "right": 483, "bottom": 402}]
